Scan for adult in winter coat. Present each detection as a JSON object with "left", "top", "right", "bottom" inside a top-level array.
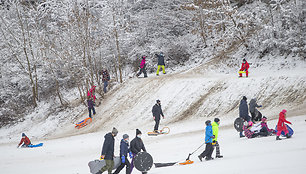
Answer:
[
  {"left": 136, "top": 56, "right": 148, "bottom": 78},
  {"left": 96, "top": 127, "right": 118, "bottom": 174},
  {"left": 87, "top": 85, "right": 96, "bottom": 102},
  {"left": 198, "top": 120, "right": 214, "bottom": 161},
  {"left": 87, "top": 96, "right": 96, "bottom": 118},
  {"left": 152, "top": 100, "right": 165, "bottom": 132},
  {"left": 239, "top": 59, "right": 249, "bottom": 77},
  {"left": 239, "top": 96, "right": 250, "bottom": 137},
  {"left": 276, "top": 109, "right": 292, "bottom": 140},
  {"left": 212, "top": 118, "right": 223, "bottom": 158},
  {"left": 130, "top": 129, "right": 147, "bottom": 174},
  {"left": 249, "top": 98, "right": 262, "bottom": 122},
  {"left": 113, "top": 134, "right": 133, "bottom": 174},
  {"left": 155, "top": 52, "right": 166, "bottom": 76},
  {"left": 17, "top": 133, "right": 32, "bottom": 148},
  {"left": 102, "top": 69, "right": 110, "bottom": 93}
]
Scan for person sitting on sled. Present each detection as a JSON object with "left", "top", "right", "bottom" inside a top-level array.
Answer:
[
  {"left": 17, "top": 133, "right": 32, "bottom": 148},
  {"left": 239, "top": 58, "right": 249, "bottom": 77},
  {"left": 260, "top": 116, "right": 275, "bottom": 135},
  {"left": 198, "top": 120, "right": 214, "bottom": 161},
  {"left": 243, "top": 121, "right": 268, "bottom": 138},
  {"left": 276, "top": 109, "right": 292, "bottom": 140}
]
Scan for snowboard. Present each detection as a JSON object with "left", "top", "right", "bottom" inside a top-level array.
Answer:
[
  {"left": 134, "top": 152, "right": 153, "bottom": 172},
  {"left": 275, "top": 124, "right": 294, "bottom": 137},
  {"left": 75, "top": 117, "right": 92, "bottom": 129},
  {"left": 234, "top": 118, "right": 244, "bottom": 132},
  {"left": 147, "top": 127, "right": 170, "bottom": 136},
  {"left": 88, "top": 157, "right": 121, "bottom": 174}
]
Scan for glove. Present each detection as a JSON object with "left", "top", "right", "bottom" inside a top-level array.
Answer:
[
  {"left": 211, "top": 135, "right": 215, "bottom": 139},
  {"left": 100, "top": 155, "right": 104, "bottom": 160},
  {"left": 129, "top": 152, "right": 133, "bottom": 159},
  {"left": 121, "top": 156, "right": 125, "bottom": 163},
  {"left": 213, "top": 140, "right": 216, "bottom": 143},
  {"left": 259, "top": 105, "right": 262, "bottom": 107}
]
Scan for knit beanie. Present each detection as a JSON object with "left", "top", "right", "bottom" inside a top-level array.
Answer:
[
  {"left": 205, "top": 120, "right": 211, "bottom": 126},
  {"left": 112, "top": 127, "right": 118, "bottom": 136},
  {"left": 243, "top": 96, "right": 247, "bottom": 100},
  {"left": 123, "top": 134, "right": 129, "bottom": 139},
  {"left": 136, "top": 129, "right": 142, "bottom": 135},
  {"left": 214, "top": 118, "right": 220, "bottom": 123},
  {"left": 22, "top": 133, "right": 26, "bottom": 137}
]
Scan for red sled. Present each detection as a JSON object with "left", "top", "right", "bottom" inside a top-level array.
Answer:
[{"left": 75, "top": 117, "right": 92, "bottom": 129}]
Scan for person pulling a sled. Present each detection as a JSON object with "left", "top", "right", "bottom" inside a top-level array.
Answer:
[
  {"left": 276, "top": 109, "right": 292, "bottom": 140},
  {"left": 239, "top": 58, "right": 249, "bottom": 77},
  {"left": 113, "top": 134, "right": 133, "bottom": 174},
  {"left": 198, "top": 120, "right": 214, "bottom": 161},
  {"left": 152, "top": 100, "right": 165, "bottom": 133},
  {"left": 249, "top": 98, "right": 262, "bottom": 122},
  {"left": 212, "top": 118, "right": 223, "bottom": 158},
  {"left": 239, "top": 96, "right": 250, "bottom": 138},
  {"left": 136, "top": 56, "right": 148, "bottom": 78},
  {"left": 130, "top": 129, "right": 147, "bottom": 174},
  {"left": 17, "top": 133, "right": 32, "bottom": 148},
  {"left": 96, "top": 127, "right": 118, "bottom": 174},
  {"left": 155, "top": 52, "right": 166, "bottom": 76}
]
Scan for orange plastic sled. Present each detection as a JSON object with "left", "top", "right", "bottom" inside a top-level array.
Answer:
[
  {"left": 179, "top": 160, "right": 194, "bottom": 165},
  {"left": 75, "top": 117, "right": 92, "bottom": 129}
]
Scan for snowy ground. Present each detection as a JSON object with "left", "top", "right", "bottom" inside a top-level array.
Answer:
[{"left": 1, "top": 115, "right": 306, "bottom": 174}]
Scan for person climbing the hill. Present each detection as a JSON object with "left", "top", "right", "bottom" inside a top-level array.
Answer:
[
  {"left": 152, "top": 100, "right": 165, "bottom": 133},
  {"left": 88, "top": 85, "right": 96, "bottom": 102},
  {"left": 136, "top": 56, "right": 147, "bottom": 78},
  {"left": 260, "top": 116, "right": 275, "bottom": 135},
  {"left": 155, "top": 52, "right": 166, "bottom": 76},
  {"left": 130, "top": 129, "right": 147, "bottom": 174},
  {"left": 87, "top": 95, "right": 96, "bottom": 118},
  {"left": 17, "top": 133, "right": 32, "bottom": 148},
  {"left": 249, "top": 98, "right": 262, "bottom": 122},
  {"left": 113, "top": 134, "right": 132, "bottom": 174},
  {"left": 239, "top": 58, "right": 249, "bottom": 77},
  {"left": 96, "top": 127, "right": 118, "bottom": 174},
  {"left": 212, "top": 118, "right": 223, "bottom": 158},
  {"left": 198, "top": 120, "right": 214, "bottom": 161},
  {"left": 276, "top": 109, "right": 292, "bottom": 140},
  {"left": 101, "top": 68, "right": 110, "bottom": 93},
  {"left": 239, "top": 96, "right": 250, "bottom": 138}
]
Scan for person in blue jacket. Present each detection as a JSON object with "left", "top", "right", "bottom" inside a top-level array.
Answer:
[
  {"left": 239, "top": 96, "right": 250, "bottom": 138},
  {"left": 113, "top": 134, "right": 133, "bottom": 174},
  {"left": 198, "top": 120, "right": 215, "bottom": 161}
]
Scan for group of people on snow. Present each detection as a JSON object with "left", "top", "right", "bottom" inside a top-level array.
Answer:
[{"left": 136, "top": 52, "right": 166, "bottom": 78}]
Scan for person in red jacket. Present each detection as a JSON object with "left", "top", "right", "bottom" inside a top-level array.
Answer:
[
  {"left": 239, "top": 59, "right": 249, "bottom": 77},
  {"left": 276, "top": 109, "right": 292, "bottom": 140},
  {"left": 17, "top": 133, "right": 32, "bottom": 148}
]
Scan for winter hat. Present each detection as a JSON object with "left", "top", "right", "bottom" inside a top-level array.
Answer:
[
  {"left": 112, "top": 127, "right": 118, "bottom": 136},
  {"left": 136, "top": 129, "right": 142, "bottom": 136},
  {"left": 243, "top": 96, "right": 247, "bottom": 101},
  {"left": 214, "top": 118, "right": 220, "bottom": 123},
  {"left": 142, "top": 56, "right": 146, "bottom": 59},
  {"left": 243, "top": 58, "right": 246, "bottom": 62},
  {"left": 262, "top": 116, "right": 267, "bottom": 122},
  {"left": 248, "top": 121, "right": 253, "bottom": 127},
  {"left": 22, "top": 133, "right": 26, "bottom": 137},
  {"left": 123, "top": 134, "right": 129, "bottom": 140},
  {"left": 156, "top": 99, "right": 161, "bottom": 103},
  {"left": 282, "top": 109, "right": 287, "bottom": 114},
  {"left": 205, "top": 120, "right": 211, "bottom": 126}
]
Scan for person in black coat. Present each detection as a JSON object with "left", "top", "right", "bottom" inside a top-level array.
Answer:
[
  {"left": 87, "top": 96, "right": 96, "bottom": 118},
  {"left": 97, "top": 127, "right": 118, "bottom": 174},
  {"left": 113, "top": 134, "right": 132, "bottom": 174},
  {"left": 152, "top": 100, "right": 165, "bottom": 132},
  {"left": 130, "top": 129, "right": 146, "bottom": 174},
  {"left": 155, "top": 52, "right": 166, "bottom": 76},
  {"left": 238, "top": 96, "right": 250, "bottom": 138}
]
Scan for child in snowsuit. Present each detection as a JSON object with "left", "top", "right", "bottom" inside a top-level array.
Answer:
[
  {"left": 136, "top": 56, "right": 147, "bottom": 78},
  {"left": 276, "top": 109, "right": 292, "bottom": 140},
  {"left": 239, "top": 59, "right": 249, "bottom": 77},
  {"left": 260, "top": 116, "right": 275, "bottom": 135},
  {"left": 212, "top": 118, "right": 223, "bottom": 158},
  {"left": 198, "top": 120, "right": 214, "bottom": 161},
  {"left": 155, "top": 52, "right": 166, "bottom": 76},
  {"left": 113, "top": 134, "right": 133, "bottom": 174},
  {"left": 101, "top": 69, "right": 110, "bottom": 93},
  {"left": 17, "top": 133, "right": 32, "bottom": 148},
  {"left": 87, "top": 96, "right": 96, "bottom": 118},
  {"left": 243, "top": 121, "right": 268, "bottom": 138},
  {"left": 130, "top": 129, "right": 147, "bottom": 174}
]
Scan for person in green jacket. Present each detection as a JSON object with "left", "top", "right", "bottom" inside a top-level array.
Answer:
[{"left": 212, "top": 118, "right": 223, "bottom": 158}]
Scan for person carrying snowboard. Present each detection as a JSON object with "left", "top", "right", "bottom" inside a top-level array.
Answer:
[
  {"left": 136, "top": 56, "right": 147, "bottom": 78},
  {"left": 152, "top": 100, "right": 165, "bottom": 133},
  {"left": 239, "top": 96, "right": 250, "bottom": 138},
  {"left": 276, "top": 109, "right": 292, "bottom": 140},
  {"left": 113, "top": 134, "right": 133, "bottom": 174},
  {"left": 249, "top": 98, "right": 262, "bottom": 122},
  {"left": 101, "top": 68, "right": 110, "bottom": 93},
  {"left": 96, "top": 127, "right": 118, "bottom": 174},
  {"left": 212, "top": 118, "right": 223, "bottom": 158},
  {"left": 198, "top": 120, "right": 214, "bottom": 161},
  {"left": 155, "top": 52, "right": 166, "bottom": 76},
  {"left": 17, "top": 133, "right": 32, "bottom": 148},
  {"left": 130, "top": 129, "right": 147, "bottom": 174},
  {"left": 87, "top": 96, "right": 96, "bottom": 118},
  {"left": 239, "top": 58, "right": 249, "bottom": 77}
]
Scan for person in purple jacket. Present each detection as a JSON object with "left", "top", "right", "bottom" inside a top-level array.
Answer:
[
  {"left": 136, "top": 56, "right": 148, "bottom": 78},
  {"left": 87, "top": 96, "right": 95, "bottom": 118}
]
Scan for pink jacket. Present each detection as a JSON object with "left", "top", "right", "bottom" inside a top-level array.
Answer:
[
  {"left": 140, "top": 59, "right": 146, "bottom": 69},
  {"left": 87, "top": 86, "right": 96, "bottom": 102}
]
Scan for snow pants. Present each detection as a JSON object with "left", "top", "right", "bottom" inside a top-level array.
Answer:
[
  {"left": 213, "top": 141, "right": 221, "bottom": 157},
  {"left": 154, "top": 119, "right": 160, "bottom": 131},
  {"left": 276, "top": 128, "right": 289, "bottom": 136},
  {"left": 239, "top": 68, "right": 248, "bottom": 77},
  {"left": 137, "top": 68, "right": 147, "bottom": 77},
  {"left": 156, "top": 65, "right": 165, "bottom": 75},
  {"left": 113, "top": 156, "right": 130, "bottom": 174},
  {"left": 99, "top": 159, "right": 114, "bottom": 174},
  {"left": 88, "top": 107, "right": 96, "bottom": 118},
  {"left": 103, "top": 81, "right": 108, "bottom": 93},
  {"left": 200, "top": 143, "right": 214, "bottom": 159}
]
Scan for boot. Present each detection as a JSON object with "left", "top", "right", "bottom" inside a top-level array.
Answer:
[
  {"left": 216, "top": 155, "right": 223, "bottom": 158},
  {"left": 276, "top": 136, "right": 281, "bottom": 140},
  {"left": 198, "top": 155, "right": 203, "bottom": 162},
  {"left": 240, "top": 135, "right": 245, "bottom": 138},
  {"left": 286, "top": 134, "right": 291, "bottom": 138},
  {"left": 205, "top": 157, "right": 214, "bottom": 161}
]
